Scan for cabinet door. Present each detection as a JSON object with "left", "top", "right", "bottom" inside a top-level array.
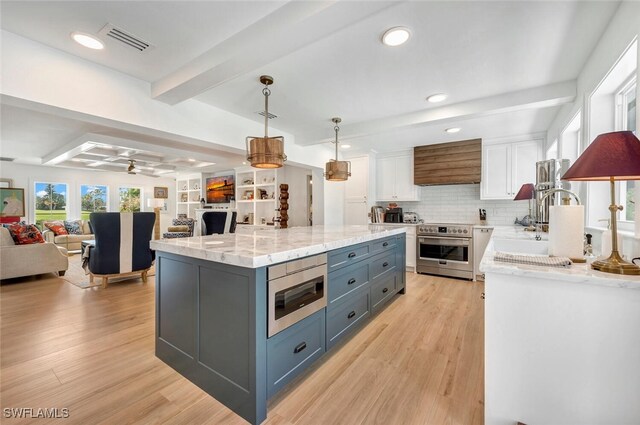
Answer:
[
  {"left": 394, "top": 155, "right": 418, "bottom": 201},
  {"left": 344, "top": 200, "right": 368, "bottom": 225},
  {"left": 481, "top": 143, "right": 511, "bottom": 199},
  {"left": 345, "top": 156, "right": 369, "bottom": 201},
  {"left": 511, "top": 140, "right": 540, "bottom": 195},
  {"left": 406, "top": 231, "right": 416, "bottom": 270},
  {"left": 376, "top": 157, "right": 396, "bottom": 201}
]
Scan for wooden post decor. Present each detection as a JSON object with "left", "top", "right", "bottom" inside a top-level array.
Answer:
[{"left": 279, "top": 184, "right": 289, "bottom": 229}]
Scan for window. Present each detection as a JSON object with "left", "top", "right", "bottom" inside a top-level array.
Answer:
[
  {"left": 617, "top": 79, "right": 636, "bottom": 223},
  {"left": 34, "top": 182, "right": 67, "bottom": 227},
  {"left": 119, "top": 187, "right": 141, "bottom": 212},
  {"left": 80, "top": 185, "right": 108, "bottom": 219}
]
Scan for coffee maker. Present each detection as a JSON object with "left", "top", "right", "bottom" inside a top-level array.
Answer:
[{"left": 384, "top": 207, "right": 403, "bottom": 223}]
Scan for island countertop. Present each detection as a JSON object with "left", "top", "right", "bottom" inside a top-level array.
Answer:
[
  {"left": 150, "top": 225, "right": 406, "bottom": 268},
  {"left": 480, "top": 226, "right": 640, "bottom": 290}
]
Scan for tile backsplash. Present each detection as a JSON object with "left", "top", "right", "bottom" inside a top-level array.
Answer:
[{"left": 380, "top": 184, "right": 530, "bottom": 225}]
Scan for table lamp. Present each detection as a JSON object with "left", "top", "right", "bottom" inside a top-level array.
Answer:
[
  {"left": 147, "top": 198, "right": 165, "bottom": 240},
  {"left": 514, "top": 183, "right": 536, "bottom": 231},
  {"left": 561, "top": 131, "right": 640, "bottom": 275}
]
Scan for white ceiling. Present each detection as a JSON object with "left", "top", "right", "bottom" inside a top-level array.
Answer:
[{"left": 0, "top": 0, "right": 621, "bottom": 166}]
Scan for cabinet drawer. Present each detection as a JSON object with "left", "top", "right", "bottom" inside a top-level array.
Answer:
[
  {"left": 371, "top": 273, "right": 397, "bottom": 313},
  {"left": 371, "top": 251, "right": 396, "bottom": 280},
  {"left": 371, "top": 237, "right": 396, "bottom": 254},
  {"left": 327, "top": 291, "right": 370, "bottom": 350},
  {"left": 328, "top": 244, "right": 370, "bottom": 271},
  {"left": 267, "top": 310, "right": 325, "bottom": 398},
  {"left": 328, "top": 262, "right": 369, "bottom": 305}
]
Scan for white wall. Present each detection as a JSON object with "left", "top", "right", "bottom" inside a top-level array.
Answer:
[
  {"left": 280, "top": 165, "right": 312, "bottom": 227},
  {"left": 384, "top": 184, "right": 529, "bottom": 226},
  {"left": 0, "top": 162, "right": 175, "bottom": 232}
]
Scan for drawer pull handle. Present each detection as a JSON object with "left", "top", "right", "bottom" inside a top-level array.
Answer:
[
  {"left": 348, "top": 252, "right": 356, "bottom": 258},
  {"left": 293, "top": 342, "right": 307, "bottom": 354},
  {"left": 383, "top": 242, "right": 389, "bottom": 247},
  {"left": 347, "top": 278, "right": 356, "bottom": 285},
  {"left": 347, "top": 311, "right": 356, "bottom": 319},
  {"left": 382, "top": 287, "right": 389, "bottom": 294},
  {"left": 383, "top": 262, "right": 389, "bottom": 267}
]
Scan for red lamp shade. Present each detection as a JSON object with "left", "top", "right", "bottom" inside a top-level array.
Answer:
[
  {"left": 561, "top": 131, "right": 640, "bottom": 181},
  {"left": 514, "top": 183, "right": 535, "bottom": 200}
]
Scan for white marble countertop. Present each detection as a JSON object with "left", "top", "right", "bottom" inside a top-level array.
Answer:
[
  {"left": 368, "top": 222, "right": 420, "bottom": 227},
  {"left": 480, "top": 226, "right": 640, "bottom": 290},
  {"left": 150, "top": 225, "right": 406, "bottom": 268}
]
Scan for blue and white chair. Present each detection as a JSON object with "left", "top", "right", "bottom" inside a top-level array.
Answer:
[
  {"left": 87, "top": 212, "right": 155, "bottom": 288},
  {"left": 201, "top": 211, "right": 237, "bottom": 235}
]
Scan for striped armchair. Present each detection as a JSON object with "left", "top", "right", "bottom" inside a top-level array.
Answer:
[{"left": 87, "top": 212, "right": 155, "bottom": 288}]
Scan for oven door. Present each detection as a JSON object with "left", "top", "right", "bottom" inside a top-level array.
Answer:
[
  {"left": 418, "top": 236, "right": 472, "bottom": 266},
  {"left": 268, "top": 264, "right": 327, "bottom": 337}
]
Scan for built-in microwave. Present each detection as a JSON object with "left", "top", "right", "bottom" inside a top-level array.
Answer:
[{"left": 267, "top": 254, "right": 327, "bottom": 337}]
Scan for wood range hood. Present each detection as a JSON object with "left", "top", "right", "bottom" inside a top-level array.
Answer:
[{"left": 413, "top": 139, "right": 482, "bottom": 186}]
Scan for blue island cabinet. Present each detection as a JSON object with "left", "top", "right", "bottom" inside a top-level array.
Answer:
[{"left": 155, "top": 232, "right": 406, "bottom": 425}]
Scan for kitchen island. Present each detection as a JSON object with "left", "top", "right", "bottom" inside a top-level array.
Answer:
[
  {"left": 480, "top": 227, "right": 640, "bottom": 425},
  {"left": 150, "top": 225, "right": 406, "bottom": 425}
]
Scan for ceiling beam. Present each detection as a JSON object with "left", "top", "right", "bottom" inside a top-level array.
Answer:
[
  {"left": 295, "top": 80, "right": 577, "bottom": 145},
  {"left": 151, "top": 1, "right": 399, "bottom": 105}
]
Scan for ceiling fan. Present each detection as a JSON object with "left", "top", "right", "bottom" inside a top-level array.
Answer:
[{"left": 127, "top": 159, "right": 137, "bottom": 174}]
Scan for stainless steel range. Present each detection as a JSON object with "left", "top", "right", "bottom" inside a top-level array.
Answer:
[{"left": 416, "top": 223, "right": 474, "bottom": 280}]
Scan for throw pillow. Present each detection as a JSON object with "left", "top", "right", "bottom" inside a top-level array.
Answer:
[
  {"left": 64, "top": 220, "right": 83, "bottom": 235},
  {"left": 7, "top": 223, "right": 45, "bottom": 245},
  {"left": 44, "top": 220, "right": 69, "bottom": 236}
]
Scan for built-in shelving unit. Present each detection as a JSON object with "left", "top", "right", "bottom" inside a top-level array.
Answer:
[
  {"left": 176, "top": 173, "right": 203, "bottom": 219},
  {"left": 235, "top": 168, "right": 279, "bottom": 226}
]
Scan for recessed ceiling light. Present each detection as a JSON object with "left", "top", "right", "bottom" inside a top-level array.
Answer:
[
  {"left": 188, "top": 158, "right": 196, "bottom": 162},
  {"left": 242, "top": 161, "right": 247, "bottom": 165},
  {"left": 427, "top": 93, "right": 448, "bottom": 103},
  {"left": 445, "top": 127, "right": 461, "bottom": 133},
  {"left": 381, "top": 27, "right": 411, "bottom": 47},
  {"left": 71, "top": 32, "right": 104, "bottom": 50},
  {"left": 341, "top": 144, "right": 351, "bottom": 149}
]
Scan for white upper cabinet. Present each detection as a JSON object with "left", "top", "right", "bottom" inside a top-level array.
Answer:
[
  {"left": 481, "top": 139, "right": 542, "bottom": 200},
  {"left": 376, "top": 153, "right": 418, "bottom": 201}
]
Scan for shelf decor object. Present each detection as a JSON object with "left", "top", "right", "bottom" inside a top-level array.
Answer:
[
  {"left": 246, "top": 75, "right": 287, "bottom": 169},
  {"left": 147, "top": 198, "right": 165, "bottom": 240},
  {"left": 278, "top": 184, "right": 289, "bottom": 228},
  {"left": 324, "top": 117, "right": 351, "bottom": 182},
  {"left": 562, "top": 130, "right": 640, "bottom": 275},
  {"left": 513, "top": 183, "right": 536, "bottom": 231}
]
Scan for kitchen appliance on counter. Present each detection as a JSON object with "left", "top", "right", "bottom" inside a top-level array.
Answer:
[
  {"left": 403, "top": 212, "right": 419, "bottom": 223},
  {"left": 536, "top": 159, "right": 570, "bottom": 226},
  {"left": 384, "top": 207, "right": 403, "bottom": 223},
  {"left": 267, "top": 253, "right": 327, "bottom": 337},
  {"left": 416, "top": 223, "right": 474, "bottom": 280}
]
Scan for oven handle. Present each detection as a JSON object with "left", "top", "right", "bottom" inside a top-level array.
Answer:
[
  {"left": 417, "top": 256, "right": 471, "bottom": 265},
  {"left": 418, "top": 236, "right": 470, "bottom": 246}
]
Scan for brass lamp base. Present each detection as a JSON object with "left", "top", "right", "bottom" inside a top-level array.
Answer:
[{"left": 591, "top": 251, "right": 640, "bottom": 275}]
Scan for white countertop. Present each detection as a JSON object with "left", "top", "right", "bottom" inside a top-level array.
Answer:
[
  {"left": 369, "top": 222, "right": 420, "bottom": 226},
  {"left": 480, "top": 226, "right": 640, "bottom": 290},
  {"left": 150, "top": 225, "right": 406, "bottom": 268}
]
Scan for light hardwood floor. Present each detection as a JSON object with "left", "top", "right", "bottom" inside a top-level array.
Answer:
[{"left": 1, "top": 257, "right": 484, "bottom": 425}]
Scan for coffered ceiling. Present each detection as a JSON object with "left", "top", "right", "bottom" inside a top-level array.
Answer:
[{"left": 0, "top": 0, "right": 622, "bottom": 164}]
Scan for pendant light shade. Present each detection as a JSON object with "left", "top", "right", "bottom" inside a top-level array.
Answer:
[
  {"left": 246, "top": 75, "right": 287, "bottom": 168},
  {"left": 325, "top": 117, "right": 351, "bottom": 181}
]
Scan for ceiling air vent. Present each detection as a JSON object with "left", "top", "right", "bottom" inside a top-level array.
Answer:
[
  {"left": 256, "top": 111, "right": 277, "bottom": 120},
  {"left": 0, "top": 157, "right": 15, "bottom": 162},
  {"left": 99, "top": 23, "right": 154, "bottom": 52}
]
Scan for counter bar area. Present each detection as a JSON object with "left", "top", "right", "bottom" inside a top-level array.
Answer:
[{"left": 150, "top": 225, "right": 406, "bottom": 425}]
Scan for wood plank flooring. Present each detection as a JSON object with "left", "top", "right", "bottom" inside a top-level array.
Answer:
[{"left": 0, "top": 257, "right": 484, "bottom": 424}]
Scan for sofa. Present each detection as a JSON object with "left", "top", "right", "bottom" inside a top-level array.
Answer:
[
  {"left": 0, "top": 227, "right": 69, "bottom": 279},
  {"left": 42, "top": 220, "right": 94, "bottom": 251}
]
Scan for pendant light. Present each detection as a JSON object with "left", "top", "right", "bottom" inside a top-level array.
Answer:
[
  {"left": 246, "top": 75, "right": 287, "bottom": 168},
  {"left": 324, "top": 117, "right": 351, "bottom": 181}
]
